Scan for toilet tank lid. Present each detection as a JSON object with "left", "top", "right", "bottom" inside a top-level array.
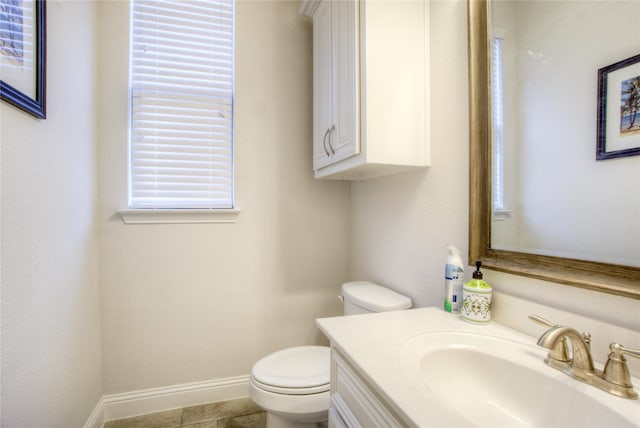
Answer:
[{"left": 341, "top": 281, "right": 412, "bottom": 312}]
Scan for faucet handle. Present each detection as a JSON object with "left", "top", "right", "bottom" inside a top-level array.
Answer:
[
  {"left": 610, "top": 343, "right": 640, "bottom": 360},
  {"left": 602, "top": 343, "right": 640, "bottom": 399},
  {"left": 529, "top": 314, "right": 571, "bottom": 362},
  {"left": 528, "top": 314, "right": 558, "bottom": 328}
]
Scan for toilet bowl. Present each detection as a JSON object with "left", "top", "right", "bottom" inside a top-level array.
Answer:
[
  {"left": 249, "top": 282, "right": 412, "bottom": 428},
  {"left": 249, "top": 346, "right": 330, "bottom": 428}
]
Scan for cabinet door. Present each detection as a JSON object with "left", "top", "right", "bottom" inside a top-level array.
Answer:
[
  {"left": 331, "top": 350, "right": 404, "bottom": 428},
  {"left": 330, "top": 0, "right": 360, "bottom": 164},
  {"left": 312, "top": 0, "right": 334, "bottom": 170}
]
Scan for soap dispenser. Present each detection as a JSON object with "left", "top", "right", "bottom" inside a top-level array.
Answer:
[{"left": 462, "top": 261, "right": 492, "bottom": 324}]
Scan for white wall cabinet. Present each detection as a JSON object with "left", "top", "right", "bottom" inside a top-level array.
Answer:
[
  {"left": 310, "top": 0, "right": 360, "bottom": 171},
  {"left": 301, "top": 0, "right": 430, "bottom": 180},
  {"left": 329, "top": 349, "right": 405, "bottom": 428}
]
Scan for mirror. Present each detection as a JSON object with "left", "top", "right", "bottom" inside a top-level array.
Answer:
[{"left": 468, "top": 0, "right": 640, "bottom": 299}]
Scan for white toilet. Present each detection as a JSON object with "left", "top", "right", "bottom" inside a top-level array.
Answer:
[{"left": 249, "top": 281, "right": 412, "bottom": 428}]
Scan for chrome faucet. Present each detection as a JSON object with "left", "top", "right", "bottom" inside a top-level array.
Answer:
[{"left": 530, "top": 315, "right": 639, "bottom": 400}]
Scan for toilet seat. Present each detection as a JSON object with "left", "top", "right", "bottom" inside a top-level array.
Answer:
[
  {"left": 250, "top": 346, "right": 330, "bottom": 395},
  {"left": 251, "top": 376, "right": 329, "bottom": 395}
]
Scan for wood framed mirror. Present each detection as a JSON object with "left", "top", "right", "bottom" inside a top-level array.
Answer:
[{"left": 467, "top": 0, "right": 640, "bottom": 299}]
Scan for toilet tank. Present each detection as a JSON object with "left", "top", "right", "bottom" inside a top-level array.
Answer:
[{"left": 341, "top": 281, "right": 412, "bottom": 315}]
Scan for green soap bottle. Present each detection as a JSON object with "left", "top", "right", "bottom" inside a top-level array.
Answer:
[{"left": 462, "top": 261, "right": 492, "bottom": 323}]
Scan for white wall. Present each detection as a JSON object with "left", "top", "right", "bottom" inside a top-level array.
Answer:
[
  {"left": 350, "top": 0, "right": 640, "bottom": 344},
  {"left": 350, "top": 0, "right": 469, "bottom": 309},
  {"left": 97, "top": 0, "right": 351, "bottom": 394},
  {"left": 0, "top": 1, "right": 103, "bottom": 427}
]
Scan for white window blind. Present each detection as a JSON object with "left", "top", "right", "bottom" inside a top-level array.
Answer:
[
  {"left": 130, "top": 0, "right": 234, "bottom": 209},
  {"left": 491, "top": 36, "right": 504, "bottom": 211}
]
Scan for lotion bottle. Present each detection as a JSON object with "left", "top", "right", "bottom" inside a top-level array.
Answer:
[{"left": 444, "top": 245, "right": 464, "bottom": 313}]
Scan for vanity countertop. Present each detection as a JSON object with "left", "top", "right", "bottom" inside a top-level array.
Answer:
[
  {"left": 316, "top": 307, "right": 539, "bottom": 426},
  {"left": 316, "top": 307, "right": 640, "bottom": 427}
]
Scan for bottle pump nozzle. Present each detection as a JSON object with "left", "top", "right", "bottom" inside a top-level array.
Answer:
[{"left": 473, "top": 261, "right": 483, "bottom": 279}]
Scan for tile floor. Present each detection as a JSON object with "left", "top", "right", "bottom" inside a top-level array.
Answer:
[{"left": 103, "top": 397, "right": 266, "bottom": 428}]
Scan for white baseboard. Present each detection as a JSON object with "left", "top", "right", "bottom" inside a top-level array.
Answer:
[{"left": 84, "top": 375, "right": 250, "bottom": 428}]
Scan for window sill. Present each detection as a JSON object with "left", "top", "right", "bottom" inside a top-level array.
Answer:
[
  {"left": 117, "top": 209, "right": 241, "bottom": 224},
  {"left": 493, "top": 209, "right": 513, "bottom": 221}
]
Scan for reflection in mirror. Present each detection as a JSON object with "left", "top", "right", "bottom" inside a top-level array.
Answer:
[
  {"left": 488, "top": 1, "right": 640, "bottom": 268},
  {"left": 468, "top": 0, "right": 640, "bottom": 299}
]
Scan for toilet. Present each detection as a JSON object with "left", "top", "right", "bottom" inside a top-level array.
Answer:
[{"left": 249, "top": 281, "right": 412, "bottom": 428}]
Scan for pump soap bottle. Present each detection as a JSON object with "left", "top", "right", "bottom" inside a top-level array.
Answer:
[
  {"left": 462, "top": 261, "right": 492, "bottom": 323},
  {"left": 444, "top": 245, "right": 464, "bottom": 313}
]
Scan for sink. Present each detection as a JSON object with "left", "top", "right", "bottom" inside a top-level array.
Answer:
[{"left": 401, "top": 331, "right": 639, "bottom": 427}]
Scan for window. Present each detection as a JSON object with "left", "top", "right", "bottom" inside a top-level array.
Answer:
[
  {"left": 129, "top": 0, "right": 234, "bottom": 209},
  {"left": 491, "top": 36, "right": 505, "bottom": 212}
]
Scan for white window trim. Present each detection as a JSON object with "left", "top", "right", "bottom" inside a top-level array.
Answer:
[
  {"left": 492, "top": 209, "right": 513, "bottom": 222},
  {"left": 118, "top": 208, "right": 241, "bottom": 224}
]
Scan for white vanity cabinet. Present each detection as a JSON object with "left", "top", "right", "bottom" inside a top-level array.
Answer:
[
  {"left": 329, "top": 349, "right": 405, "bottom": 428},
  {"left": 300, "top": 0, "right": 430, "bottom": 180}
]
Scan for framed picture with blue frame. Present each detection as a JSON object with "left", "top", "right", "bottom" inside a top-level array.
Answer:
[
  {"left": 597, "top": 53, "right": 640, "bottom": 160},
  {"left": 0, "top": 0, "right": 46, "bottom": 119}
]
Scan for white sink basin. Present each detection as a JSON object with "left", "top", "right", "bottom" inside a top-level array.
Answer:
[{"left": 401, "top": 331, "right": 639, "bottom": 427}]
